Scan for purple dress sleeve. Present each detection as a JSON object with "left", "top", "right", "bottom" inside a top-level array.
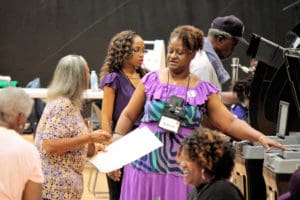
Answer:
[
  {"left": 141, "top": 70, "right": 219, "bottom": 107},
  {"left": 100, "top": 72, "right": 135, "bottom": 127}
]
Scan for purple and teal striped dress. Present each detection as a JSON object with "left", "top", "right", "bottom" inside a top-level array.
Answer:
[{"left": 120, "top": 71, "right": 218, "bottom": 200}]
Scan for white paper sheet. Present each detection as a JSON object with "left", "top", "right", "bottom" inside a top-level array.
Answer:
[{"left": 89, "top": 127, "right": 163, "bottom": 173}]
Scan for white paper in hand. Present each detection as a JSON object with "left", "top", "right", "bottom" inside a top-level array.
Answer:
[{"left": 89, "top": 127, "right": 163, "bottom": 173}]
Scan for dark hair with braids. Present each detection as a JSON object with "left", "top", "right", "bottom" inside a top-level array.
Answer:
[
  {"left": 99, "top": 30, "right": 147, "bottom": 81},
  {"left": 177, "top": 128, "right": 235, "bottom": 180},
  {"left": 232, "top": 75, "right": 253, "bottom": 103},
  {"left": 169, "top": 25, "right": 204, "bottom": 52}
]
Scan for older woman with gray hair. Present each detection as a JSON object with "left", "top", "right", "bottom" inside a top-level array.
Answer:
[
  {"left": 34, "top": 54, "right": 111, "bottom": 200},
  {"left": 0, "top": 87, "right": 44, "bottom": 200}
]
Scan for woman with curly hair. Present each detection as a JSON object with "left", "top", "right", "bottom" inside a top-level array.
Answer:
[
  {"left": 177, "top": 128, "right": 244, "bottom": 200},
  {"left": 99, "top": 30, "right": 148, "bottom": 200}
]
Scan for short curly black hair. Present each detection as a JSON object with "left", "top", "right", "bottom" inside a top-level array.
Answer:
[{"left": 177, "top": 128, "right": 235, "bottom": 180}]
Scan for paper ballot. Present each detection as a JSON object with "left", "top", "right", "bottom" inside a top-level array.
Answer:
[{"left": 89, "top": 127, "right": 163, "bottom": 173}]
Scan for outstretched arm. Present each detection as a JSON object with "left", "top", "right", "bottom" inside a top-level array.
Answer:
[
  {"left": 42, "top": 130, "right": 111, "bottom": 154},
  {"left": 206, "top": 93, "right": 285, "bottom": 150},
  {"left": 107, "top": 82, "right": 146, "bottom": 181}
]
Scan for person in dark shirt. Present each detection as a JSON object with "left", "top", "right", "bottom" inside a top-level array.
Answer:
[{"left": 177, "top": 128, "right": 244, "bottom": 200}]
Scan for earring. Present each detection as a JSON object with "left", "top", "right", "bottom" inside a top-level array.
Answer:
[
  {"left": 19, "top": 123, "right": 25, "bottom": 134},
  {"left": 201, "top": 168, "right": 206, "bottom": 180},
  {"left": 17, "top": 114, "right": 25, "bottom": 134}
]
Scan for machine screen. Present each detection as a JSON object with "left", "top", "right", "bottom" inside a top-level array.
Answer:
[{"left": 276, "top": 101, "right": 290, "bottom": 138}]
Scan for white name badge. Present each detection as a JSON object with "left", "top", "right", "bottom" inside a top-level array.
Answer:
[{"left": 158, "top": 115, "right": 180, "bottom": 134}]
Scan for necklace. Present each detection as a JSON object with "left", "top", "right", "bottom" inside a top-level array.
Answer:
[
  {"left": 166, "top": 70, "right": 190, "bottom": 103},
  {"left": 120, "top": 70, "right": 140, "bottom": 88},
  {"left": 122, "top": 71, "right": 139, "bottom": 80},
  {"left": 168, "top": 70, "right": 190, "bottom": 85},
  {"left": 126, "top": 73, "right": 139, "bottom": 79}
]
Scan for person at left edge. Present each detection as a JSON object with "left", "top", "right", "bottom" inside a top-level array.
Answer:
[
  {"left": 0, "top": 87, "right": 44, "bottom": 200},
  {"left": 99, "top": 30, "right": 148, "bottom": 200}
]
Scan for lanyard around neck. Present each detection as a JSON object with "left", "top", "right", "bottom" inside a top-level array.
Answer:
[{"left": 166, "top": 70, "right": 190, "bottom": 104}]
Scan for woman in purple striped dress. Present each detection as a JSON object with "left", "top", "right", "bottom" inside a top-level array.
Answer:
[{"left": 112, "top": 25, "right": 285, "bottom": 200}]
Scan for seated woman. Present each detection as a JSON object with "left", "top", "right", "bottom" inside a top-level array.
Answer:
[
  {"left": 177, "top": 128, "right": 244, "bottom": 200},
  {"left": 230, "top": 75, "right": 253, "bottom": 122}
]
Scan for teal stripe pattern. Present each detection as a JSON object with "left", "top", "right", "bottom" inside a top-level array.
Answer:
[{"left": 131, "top": 99, "right": 207, "bottom": 175}]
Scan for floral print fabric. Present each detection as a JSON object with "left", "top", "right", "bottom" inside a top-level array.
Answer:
[{"left": 35, "top": 97, "right": 88, "bottom": 200}]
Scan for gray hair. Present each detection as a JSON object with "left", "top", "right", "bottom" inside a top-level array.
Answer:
[
  {"left": 208, "top": 28, "right": 233, "bottom": 39},
  {"left": 0, "top": 87, "right": 33, "bottom": 124},
  {"left": 48, "top": 54, "right": 88, "bottom": 109}
]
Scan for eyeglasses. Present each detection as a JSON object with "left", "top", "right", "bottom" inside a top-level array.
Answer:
[
  {"left": 132, "top": 48, "right": 148, "bottom": 54},
  {"left": 167, "top": 49, "right": 190, "bottom": 57}
]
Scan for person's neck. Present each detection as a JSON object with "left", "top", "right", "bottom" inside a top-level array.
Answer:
[
  {"left": 0, "top": 120, "right": 14, "bottom": 131},
  {"left": 122, "top": 64, "right": 140, "bottom": 80},
  {"left": 195, "top": 175, "right": 213, "bottom": 188},
  {"left": 122, "top": 64, "right": 136, "bottom": 74},
  {"left": 168, "top": 69, "right": 190, "bottom": 82}
]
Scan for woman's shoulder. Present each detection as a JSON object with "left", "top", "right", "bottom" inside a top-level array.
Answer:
[
  {"left": 102, "top": 71, "right": 122, "bottom": 82},
  {"left": 185, "top": 75, "right": 219, "bottom": 106},
  {"left": 46, "top": 97, "right": 74, "bottom": 112},
  {"left": 48, "top": 96, "right": 71, "bottom": 105},
  {"left": 100, "top": 71, "right": 124, "bottom": 88},
  {"left": 213, "top": 179, "right": 236, "bottom": 187},
  {"left": 142, "top": 70, "right": 158, "bottom": 78},
  {"left": 141, "top": 70, "right": 160, "bottom": 84},
  {"left": 210, "top": 180, "right": 244, "bottom": 199}
]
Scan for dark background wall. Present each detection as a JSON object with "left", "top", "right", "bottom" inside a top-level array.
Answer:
[{"left": 1, "top": 0, "right": 299, "bottom": 89}]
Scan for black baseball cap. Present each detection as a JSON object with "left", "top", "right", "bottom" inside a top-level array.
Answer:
[{"left": 210, "top": 15, "right": 248, "bottom": 45}]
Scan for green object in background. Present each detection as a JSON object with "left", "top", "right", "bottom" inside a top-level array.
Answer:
[{"left": 0, "top": 80, "right": 18, "bottom": 88}]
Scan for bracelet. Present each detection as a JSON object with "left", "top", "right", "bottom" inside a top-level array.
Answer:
[
  {"left": 112, "top": 131, "right": 122, "bottom": 135},
  {"left": 112, "top": 132, "right": 124, "bottom": 141},
  {"left": 258, "top": 135, "right": 266, "bottom": 143}
]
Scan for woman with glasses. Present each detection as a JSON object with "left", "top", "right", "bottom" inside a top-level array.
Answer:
[
  {"left": 99, "top": 30, "right": 148, "bottom": 200},
  {"left": 111, "top": 25, "right": 285, "bottom": 200}
]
